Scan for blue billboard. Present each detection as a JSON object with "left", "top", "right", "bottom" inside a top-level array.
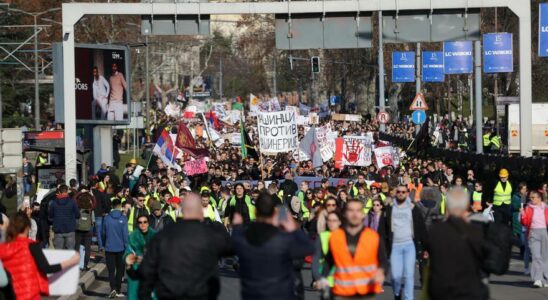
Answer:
[
  {"left": 422, "top": 51, "right": 444, "bottom": 82},
  {"left": 483, "top": 33, "right": 513, "bottom": 73},
  {"left": 540, "top": 3, "right": 548, "bottom": 57},
  {"left": 443, "top": 41, "right": 473, "bottom": 74},
  {"left": 392, "top": 51, "right": 415, "bottom": 82}
]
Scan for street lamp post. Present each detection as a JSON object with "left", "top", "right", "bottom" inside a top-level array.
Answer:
[{"left": 8, "top": 7, "right": 61, "bottom": 130}]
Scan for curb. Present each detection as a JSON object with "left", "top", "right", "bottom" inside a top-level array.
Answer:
[{"left": 58, "top": 263, "right": 107, "bottom": 300}]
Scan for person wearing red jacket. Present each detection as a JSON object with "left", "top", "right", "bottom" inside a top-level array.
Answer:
[
  {"left": 520, "top": 190, "right": 548, "bottom": 288},
  {"left": 0, "top": 212, "right": 79, "bottom": 299}
]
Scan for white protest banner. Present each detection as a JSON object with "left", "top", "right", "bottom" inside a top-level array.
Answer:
[
  {"left": 286, "top": 105, "right": 300, "bottom": 116},
  {"left": 309, "top": 112, "right": 319, "bottom": 124},
  {"left": 258, "top": 110, "right": 298, "bottom": 153},
  {"left": 374, "top": 146, "right": 394, "bottom": 169},
  {"left": 38, "top": 168, "right": 66, "bottom": 190},
  {"left": 316, "top": 126, "right": 334, "bottom": 162},
  {"left": 342, "top": 136, "right": 372, "bottom": 166},
  {"left": 391, "top": 147, "right": 401, "bottom": 167},
  {"left": 184, "top": 158, "right": 208, "bottom": 176},
  {"left": 297, "top": 115, "right": 309, "bottom": 125},
  {"left": 164, "top": 102, "right": 181, "bottom": 118},
  {"left": 44, "top": 249, "right": 79, "bottom": 295},
  {"left": 231, "top": 132, "right": 242, "bottom": 145},
  {"left": 299, "top": 126, "right": 323, "bottom": 168},
  {"left": 250, "top": 93, "right": 260, "bottom": 115}
]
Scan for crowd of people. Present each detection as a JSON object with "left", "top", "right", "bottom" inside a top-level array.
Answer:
[
  {"left": 0, "top": 105, "right": 547, "bottom": 300},
  {"left": 387, "top": 115, "right": 505, "bottom": 153}
]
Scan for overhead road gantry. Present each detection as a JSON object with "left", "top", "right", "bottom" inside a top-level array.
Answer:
[{"left": 62, "top": 0, "right": 533, "bottom": 181}]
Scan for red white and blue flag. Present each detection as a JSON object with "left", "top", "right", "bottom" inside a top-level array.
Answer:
[{"left": 153, "top": 129, "right": 182, "bottom": 171}]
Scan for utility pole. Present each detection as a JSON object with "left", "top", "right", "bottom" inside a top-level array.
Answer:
[
  {"left": 219, "top": 56, "right": 223, "bottom": 100},
  {"left": 416, "top": 42, "right": 421, "bottom": 94},
  {"left": 494, "top": 7, "right": 500, "bottom": 135},
  {"left": 33, "top": 14, "right": 39, "bottom": 130},
  {"left": 272, "top": 56, "right": 277, "bottom": 97},
  {"left": 145, "top": 35, "right": 150, "bottom": 136},
  {"left": 378, "top": 11, "right": 386, "bottom": 132}
]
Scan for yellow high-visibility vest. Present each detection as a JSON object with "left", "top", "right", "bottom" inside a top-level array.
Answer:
[{"left": 493, "top": 181, "right": 512, "bottom": 206}]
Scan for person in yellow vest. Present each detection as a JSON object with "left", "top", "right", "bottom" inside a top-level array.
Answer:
[
  {"left": 472, "top": 182, "right": 484, "bottom": 212},
  {"left": 127, "top": 194, "right": 150, "bottom": 233},
  {"left": 224, "top": 183, "right": 255, "bottom": 227},
  {"left": 483, "top": 129, "right": 492, "bottom": 153},
  {"left": 200, "top": 191, "right": 221, "bottom": 222},
  {"left": 165, "top": 196, "right": 182, "bottom": 221},
  {"left": 490, "top": 132, "right": 503, "bottom": 153},
  {"left": 311, "top": 211, "right": 342, "bottom": 293},
  {"left": 493, "top": 168, "right": 513, "bottom": 227},
  {"left": 319, "top": 199, "right": 386, "bottom": 299}
]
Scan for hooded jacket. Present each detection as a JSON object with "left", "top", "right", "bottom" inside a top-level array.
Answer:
[
  {"left": 231, "top": 223, "right": 314, "bottom": 300},
  {"left": 48, "top": 195, "right": 80, "bottom": 234},
  {"left": 102, "top": 209, "right": 128, "bottom": 252}
]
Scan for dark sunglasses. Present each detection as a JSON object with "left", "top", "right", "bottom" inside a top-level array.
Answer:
[
  {"left": 138, "top": 221, "right": 148, "bottom": 224},
  {"left": 396, "top": 191, "right": 407, "bottom": 194}
]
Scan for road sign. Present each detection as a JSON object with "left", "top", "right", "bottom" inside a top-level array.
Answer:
[
  {"left": 377, "top": 111, "right": 390, "bottom": 124},
  {"left": 412, "top": 110, "right": 426, "bottom": 125},
  {"left": 409, "top": 93, "right": 429, "bottom": 111}
]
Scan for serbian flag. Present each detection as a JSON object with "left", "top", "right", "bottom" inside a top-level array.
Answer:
[
  {"left": 205, "top": 111, "right": 219, "bottom": 130},
  {"left": 175, "top": 121, "right": 209, "bottom": 158},
  {"left": 153, "top": 130, "right": 182, "bottom": 171}
]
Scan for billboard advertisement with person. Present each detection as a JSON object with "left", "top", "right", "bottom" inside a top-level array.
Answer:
[{"left": 74, "top": 44, "right": 131, "bottom": 123}]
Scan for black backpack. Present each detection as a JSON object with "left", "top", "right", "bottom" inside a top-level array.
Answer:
[
  {"left": 76, "top": 209, "right": 93, "bottom": 232},
  {"left": 481, "top": 222, "right": 513, "bottom": 275}
]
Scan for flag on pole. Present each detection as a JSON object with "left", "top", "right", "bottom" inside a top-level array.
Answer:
[
  {"left": 240, "top": 113, "right": 258, "bottom": 159},
  {"left": 175, "top": 121, "right": 209, "bottom": 158},
  {"left": 299, "top": 126, "right": 323, "bottom": 168},
  {"left": 153, "top": 130, "right": 182, "bottom": 171}
]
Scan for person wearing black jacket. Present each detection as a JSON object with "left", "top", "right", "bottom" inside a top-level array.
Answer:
[
  {"left": 92, "top": 187, "right": 112, "bottom": 251},
  {"left": 426, "top": 187, "right": 489, "bottom": 300},
  {"left": 231, "top": 193, "right": 314, "bottom": 300},
  {"left": 379, "top": 185, "right": 428, "bottom": 300},
  {"left": 136, "top": 193, "right": 232, "bottom": 300}
]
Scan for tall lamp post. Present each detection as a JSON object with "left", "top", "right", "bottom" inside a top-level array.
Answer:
[{"left": 8, "top": 7, "right": 61, "bottom": 130}]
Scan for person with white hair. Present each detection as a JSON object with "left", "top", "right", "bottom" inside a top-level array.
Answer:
[{"left": 426, "top": 187, "right": 489, "bottom": 300}]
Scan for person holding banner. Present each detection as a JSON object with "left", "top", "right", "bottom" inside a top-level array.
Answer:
[{"left": 0, "top": 212, "right": 80, "bottom": 300}]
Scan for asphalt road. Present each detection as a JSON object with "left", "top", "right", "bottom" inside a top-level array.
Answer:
[{"left": 79, "top": 253, "right": 548, "bottom": 300}]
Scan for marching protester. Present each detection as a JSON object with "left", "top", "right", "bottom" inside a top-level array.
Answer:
[
  {"left": 520, "top": 191, "right": 548, "bottom": 288},
  {"left": 103, "top": 199, "right": 129, "bottom": 298},
  {"left": 125, "top": 214, "right": 156, "bottom": 300},
  {"left": 0, "top": 212, "right": 80, "bottom": 299},
  {"left": 320, "top": 199, "right": 387, "bottom": 299},
  {"left": 231, "top": 192, "right": 314, "bottom": 300},
  {"left": 135, "top": 193, "right": 233, "bottom": 299},
  {"left": 49, "top": 184, "right": 80, "bottom": 250},
  {"left": 426, "top": 187, "right": 489, "bottom": 299},
  {"left": 380, "top": 185, "right": 428, "bottom": 300}
]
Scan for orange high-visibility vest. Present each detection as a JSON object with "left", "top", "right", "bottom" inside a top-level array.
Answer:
[{"left": 329, "top": 227, "right": 383, "bottom": 296}]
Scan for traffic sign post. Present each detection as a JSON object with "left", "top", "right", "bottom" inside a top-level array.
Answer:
[
  {"left": 377, "top": 111, "right": 390, "bottom": 124},
  {"left": 409, "top": 93, "right": 429, "bottom": 111},
  {"left": 412, "top": 110, "right": 426, "bottom": 125}
]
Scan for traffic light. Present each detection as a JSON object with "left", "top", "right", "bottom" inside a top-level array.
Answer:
[{"left": 311, "top": 56, "right": 320, "bottom": 74}]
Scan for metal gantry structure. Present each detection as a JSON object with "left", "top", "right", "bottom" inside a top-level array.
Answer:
[{"left": 61, "top": 0, "right": 533, "bottom": 182}]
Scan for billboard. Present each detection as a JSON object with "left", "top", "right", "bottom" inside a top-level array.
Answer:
[
  {"left": 540, "top": 3, "right": 548, "bottom": 57},
  {"left": 422, "top": 51, "right": 445, "bottom": 82},
  {"left": 392, "top": 51, "right": 415, "bottom": 83},
  {"left": 443, "top": 41, "right": 473, "bottom": 74},
  {"left": 483, "top": 33, "right": 513, "bottom": 73},
  {"left": 53, "top": 43, "right": 131, "bottom": 125}
]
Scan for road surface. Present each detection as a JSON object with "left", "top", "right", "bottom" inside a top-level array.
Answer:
[{"left": 78, "top": 252, "right": 548, "bottom": 300}]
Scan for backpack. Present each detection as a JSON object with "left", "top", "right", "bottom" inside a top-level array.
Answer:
[
  {"left": 481, "top": 222, "right": 513, "bottom": 275},
  {"left": 77, "top": 209, "right": 93, "bottom": 232}
]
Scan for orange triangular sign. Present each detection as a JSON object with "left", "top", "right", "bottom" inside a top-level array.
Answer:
[{"left": 409, "top": 93, "right": 428, "bottom": 111}]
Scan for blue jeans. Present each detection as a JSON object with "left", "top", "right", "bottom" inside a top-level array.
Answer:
[
  {"left": 23, "top": 179, "right": 31, "bottom": 194},
  {"left": 94, "top": 216, "right": 104, "bottom": 250},
  {"left": 390, "top": 241, "right": 416, "bottom": 300}
]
